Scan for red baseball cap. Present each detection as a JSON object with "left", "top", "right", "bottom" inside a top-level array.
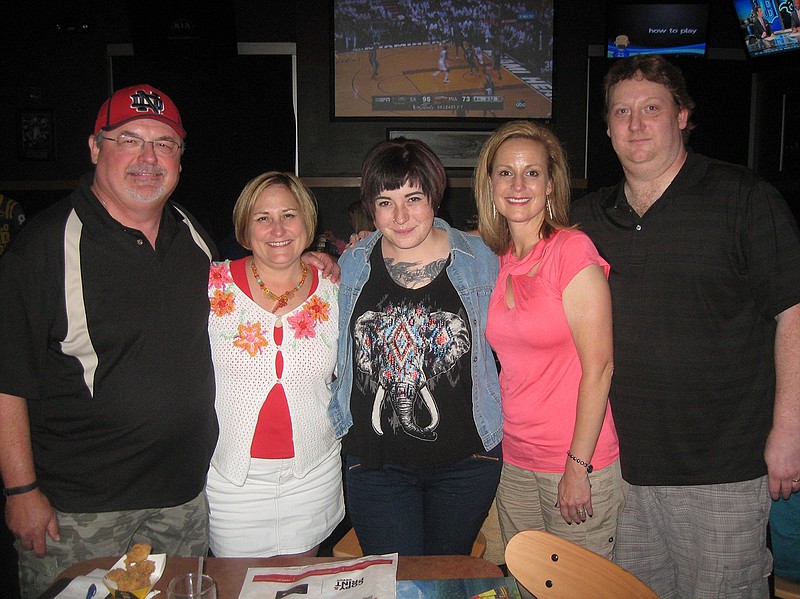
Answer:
[{"left": 93, "top": 84, "right": 186, "bottom": 138}]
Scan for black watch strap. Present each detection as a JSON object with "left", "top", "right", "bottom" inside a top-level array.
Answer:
[{"left": 2, "top": 481, "right": 39, "bottom": 497}]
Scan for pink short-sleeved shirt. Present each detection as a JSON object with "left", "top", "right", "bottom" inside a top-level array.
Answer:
[{"left": 486, "top": 228, "right": 619, "bottom": 473}]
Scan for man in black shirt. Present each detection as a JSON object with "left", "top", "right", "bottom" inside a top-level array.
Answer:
[
  {"left": 571, "top": 55, "right": 800, "bottom": 598},
  {"left": 0, "top": 85, "right": 218, "bottom": 599}
]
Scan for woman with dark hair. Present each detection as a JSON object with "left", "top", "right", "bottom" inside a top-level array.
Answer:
[{"left": 328, "top": 138, "right": 503, "bottom": 555}]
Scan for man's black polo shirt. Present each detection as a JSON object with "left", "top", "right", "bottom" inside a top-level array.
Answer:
[
  {"left": 0, "top": 174, "right": 219, "bottom": 512},
  {"left": 571, "top": 152, "right": 800, "bottom": 486}
]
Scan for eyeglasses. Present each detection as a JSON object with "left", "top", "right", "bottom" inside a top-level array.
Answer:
[{"left": 102, "top": 134, "right": 183, "bottom": 157}]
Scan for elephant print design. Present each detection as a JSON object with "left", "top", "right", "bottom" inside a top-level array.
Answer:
[{"left": 354, "top": 301, "right": 470, "bottom": 441}]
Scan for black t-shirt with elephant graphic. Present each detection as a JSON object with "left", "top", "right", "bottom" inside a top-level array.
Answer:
[{"left": 342, "top": 245, "right": 483, "bottom": 469}]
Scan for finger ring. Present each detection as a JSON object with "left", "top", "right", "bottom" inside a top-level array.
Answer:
[{"left": 577, "top": 508, "right": 586, "bottom": 515}]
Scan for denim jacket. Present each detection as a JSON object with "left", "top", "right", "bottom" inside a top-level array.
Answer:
[{"left": 328, "top": 217, "right": 503, "bottom": 451}]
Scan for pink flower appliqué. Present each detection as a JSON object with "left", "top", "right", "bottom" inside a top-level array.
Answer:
[
  {"left": 287, "top": 310, "right": 317, "bottom": 339},
  {"left": 305, "top": 296, "right": 331, "bottom": 322},
  {"left": 210, "top": 289, "right": 235, "bottom": 317},
  {"left": 233, "top": 321, "right": 268, "bottom": 357},
  {"left": 209, "top": 263, "right": 232, "bottom": 290}
]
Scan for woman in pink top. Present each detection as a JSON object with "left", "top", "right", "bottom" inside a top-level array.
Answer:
[{"left": 475, "top": 121, "right": 626, "bottom": 562}]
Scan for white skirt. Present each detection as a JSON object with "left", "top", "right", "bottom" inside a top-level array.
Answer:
[{"left": 206, "top": 446, "right": 344, "bottom": 557}]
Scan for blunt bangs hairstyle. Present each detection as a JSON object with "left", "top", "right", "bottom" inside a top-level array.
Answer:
[
  {"left": 603, "top": 54, "right": 696, "bottom": 142},
  {"left": 232, "top": 171, "right": 318, "bottom": 250},
  {"left": 474, "top": 120, "right": 573, "bottom": 255},
  {"left": 360, "top": 138, "right": 447, "bottom": 221}
]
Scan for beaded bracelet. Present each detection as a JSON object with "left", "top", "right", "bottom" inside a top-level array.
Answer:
[
  {"left": 567, "top": 451, "right": 593, "bottom": 473},
  {"left": 2, "top": 481, "right": 39, "bottom": 497}
]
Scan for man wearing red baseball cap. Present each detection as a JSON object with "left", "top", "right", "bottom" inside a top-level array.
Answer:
[
  {"left": 93, "top": 83, "right": 187, "bottom": 138},
  {"left": 0, "top": 83, "right": 216, "bottom": 598},
  {"left": 0, "top": 83, "right": 336, "bottom": 598}
]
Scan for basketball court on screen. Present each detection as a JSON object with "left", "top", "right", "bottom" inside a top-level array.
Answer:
[{"left": 335, "top": 44, "right": 551, "bottom": 119}]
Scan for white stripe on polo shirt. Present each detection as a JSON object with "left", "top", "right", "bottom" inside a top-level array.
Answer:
[
  {"left": 60, "top": 209, "right": 99, "bottom": 397},
  {"left": 174, "top": 205, "right": 213, "bottom": 261}
]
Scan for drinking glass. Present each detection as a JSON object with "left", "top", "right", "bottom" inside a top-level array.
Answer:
[{"left": 167, "top": 573, "right": 216, "bottom": 599}]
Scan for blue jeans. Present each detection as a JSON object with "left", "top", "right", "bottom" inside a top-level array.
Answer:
[{"left": 345, "top": 445, "right": 502, "bottom": 556}]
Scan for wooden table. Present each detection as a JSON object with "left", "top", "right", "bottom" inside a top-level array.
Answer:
[{"left": 50, "top": 555, "right": 504, "bottom": 598}]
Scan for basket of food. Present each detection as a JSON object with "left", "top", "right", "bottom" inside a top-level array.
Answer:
[{"left": 103, "top": 543, "right": 166, "bottom": 599}]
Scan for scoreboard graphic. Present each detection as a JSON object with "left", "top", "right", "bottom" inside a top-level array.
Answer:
[{"left": 372, "top": 94, "right": 505, "bottom": 112}]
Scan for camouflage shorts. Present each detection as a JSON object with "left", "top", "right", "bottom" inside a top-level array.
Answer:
[{"left": 16, "top": 491, "right": 208, "bottom": 599}]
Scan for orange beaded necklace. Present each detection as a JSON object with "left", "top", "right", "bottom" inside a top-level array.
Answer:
[{"left": 250, "top": 258, "right": 308, "bottom": 310}]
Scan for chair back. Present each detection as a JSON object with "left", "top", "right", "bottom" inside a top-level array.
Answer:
[{"left": 505, "top": 530, "right": 658, "bottom": 599}]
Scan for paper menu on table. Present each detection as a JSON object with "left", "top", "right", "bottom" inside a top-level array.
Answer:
[{"left": 237, "top": 554, "right": 398, "bottom": 599}]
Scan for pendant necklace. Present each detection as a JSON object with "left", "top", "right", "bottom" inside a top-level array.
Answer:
[{"left": 250, "top": 258, "right": 308, "bottom": 311}]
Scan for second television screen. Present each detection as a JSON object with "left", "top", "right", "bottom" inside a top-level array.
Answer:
[{"left": 606, "top": 3, "right": 710, "bottom": 58}]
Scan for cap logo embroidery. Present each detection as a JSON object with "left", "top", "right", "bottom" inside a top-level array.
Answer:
[{"left": 129, "top": 90, "right": 165, "bottom": 115}]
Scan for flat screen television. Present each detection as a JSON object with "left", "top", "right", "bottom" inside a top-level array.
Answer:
[
  {"left": 605, "top": 3, "right": 710, "bottom": 58},
  {"left": 332, "top": 0, "right": 554, "bottom": 120},
  {"left": 730, "top": 0, "right": 800, "bottom": 63}
]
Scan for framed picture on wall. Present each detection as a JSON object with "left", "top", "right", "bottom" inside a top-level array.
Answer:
[
  {"left": 18, "top": 109, "right": 55, "bottom": 161},
  {"left": 333, "top": 0, "right": 554, "bottom": 120},
  {"left": 388, "top": 129, "right": 492, "bottom": 170}
]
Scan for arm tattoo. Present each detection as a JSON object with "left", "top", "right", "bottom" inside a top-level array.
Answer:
[{"left": 385, "top": 257, "right": 447, "bottom": 288}]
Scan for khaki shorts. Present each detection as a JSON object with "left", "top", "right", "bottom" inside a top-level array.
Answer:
[{"left": 496, "top": 459, "right": 627, "bottom": 560}]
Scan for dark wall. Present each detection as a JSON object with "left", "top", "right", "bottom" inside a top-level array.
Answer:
[
  {"left": 752, "top": 69, "right": 800, "bottom": 222},
  {"left": 1, "top": 0, "right": 796, "bottom": 237},
  {"left": 1, "top": 3, "right": 123, "bottom": 184}
]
